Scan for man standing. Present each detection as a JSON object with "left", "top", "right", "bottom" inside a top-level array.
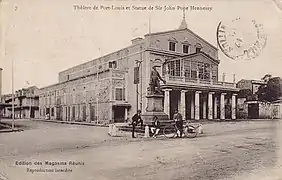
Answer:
[
  {"left": 173, "top": 109, "right": 183, "bottom": 138},
  {"left": 131, "top": 110, "right": 143, "bottom": 138}
]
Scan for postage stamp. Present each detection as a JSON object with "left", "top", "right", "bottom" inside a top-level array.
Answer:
[{"left": 217, "top": 17, "right": 267, "bottom": 61}]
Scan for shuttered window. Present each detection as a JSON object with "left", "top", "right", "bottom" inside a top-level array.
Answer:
[{"left": 115, "top": 88, "right": 125, "bottom": 101}]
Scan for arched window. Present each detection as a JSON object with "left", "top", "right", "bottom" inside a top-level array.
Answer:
[{"left": 195, "top": 43, "right": 203, "bottom": 53}]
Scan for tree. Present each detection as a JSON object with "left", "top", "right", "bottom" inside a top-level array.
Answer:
[{"left": 257, "top": 76, "right": 282, "bottom": 102}]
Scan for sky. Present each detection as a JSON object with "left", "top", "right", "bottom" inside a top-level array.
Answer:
[{"left": 0, "top": 0, "right": 282, "bottom": 94}]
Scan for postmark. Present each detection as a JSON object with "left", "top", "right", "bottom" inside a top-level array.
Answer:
[{"left": 216, "top": 17, "right": 267, "bottom": 61}]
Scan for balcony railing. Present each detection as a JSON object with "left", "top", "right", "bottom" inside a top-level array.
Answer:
[{"left": 164, "top": 75, "right": 237, "bottom": 89}]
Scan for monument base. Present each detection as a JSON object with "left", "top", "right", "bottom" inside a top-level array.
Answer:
[{"left": 142, "top": 111, "right": 170, "bottom": 125}]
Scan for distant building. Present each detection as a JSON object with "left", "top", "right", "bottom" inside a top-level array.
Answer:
[
  {"left": 236, "top": 79, "right": 266, "bottom": 95},
  {"left": 2, "top": 86, "right": 39, "bottom": 119},
  {"left": 37, "top": 15, "right": 239, "bottom": 124},
  {"left": 236, "top": 79, "right": 273, "bottom": 119}
]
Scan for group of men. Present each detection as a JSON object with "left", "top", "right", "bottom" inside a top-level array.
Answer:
[{"left": 131, "top": 109, "right": 184, "bottom": 138}]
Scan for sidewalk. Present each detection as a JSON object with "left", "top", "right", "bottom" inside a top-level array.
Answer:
[
  {"left": 0, "top": 122, "right": 23, "bottom": 133},
  {"left": 31, "top": 118, "right": 280, "bottom": 127},
  {"left": 31, "top": 118, "right": 109, "bottom": 127}
]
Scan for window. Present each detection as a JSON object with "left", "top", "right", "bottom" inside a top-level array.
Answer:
[
  {"left": 51, "top": 108, "right": 54, "bottom": 116},
  {"left": 72, "top": 106, "right": 75, "bottom": 119},
  {"left": 169, "top": 42, "right": 176, "bottom": 51},
  {"left": 109, "top": 61, "right": 117, "bottom": 69},
  {"left": 169, "top": 61, "right": 175, "bottom": 76},
  {"left": 112, "top": 61, "right": 117, "bottom": 68},
  {"left": 175, "top": 60, "right": 181, "bottom": 76},
  {"left": 115, "top": 88, "right": 125, "bottom": 101},
  {"left": 196, "top": 47, "right": 201, "bottom": 53},
  {"left": 67, "top": 75, "right": 70, "bottom": 81},
  {"left": 183, "top": 45, "right": 189, "bottom": 54},
  {"left": 198, "top": 63, "right": 211, "bottom": 80}
]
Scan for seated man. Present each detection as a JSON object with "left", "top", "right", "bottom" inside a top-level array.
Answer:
[{"left": 150, "top": 116, "right": 161, "bottom": 138}]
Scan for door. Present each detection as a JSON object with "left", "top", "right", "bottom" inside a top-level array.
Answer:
[
  {"left": 82, "top": 104, "right": 86, "bottom": 121},
  {"left": 90, "top": 104, "right": 95, "bottom": 122},
  {"left": 114, "top": 106, "right": 125, "bottom": 123},
  {"left": 248, "top": 103, "right": 259, "bottom": 119}
]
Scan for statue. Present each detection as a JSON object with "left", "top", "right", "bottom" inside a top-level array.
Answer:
[{"left": 149, "top": 65, "right": 166, "bottom": 95}]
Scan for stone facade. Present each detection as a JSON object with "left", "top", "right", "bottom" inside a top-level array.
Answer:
[
  {"left": 1, "top": 86, "right": 39, "bottom": 119},
  {"left": 37, "top": 17, "right": 240, "bottom": 124}
]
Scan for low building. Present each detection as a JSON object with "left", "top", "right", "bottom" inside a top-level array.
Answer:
[
  {"left": 2, "top": 86, "right": 39, "bottom": 119},
  {"left": 237, "top": 79, "right": 276, "bottom": 119}
]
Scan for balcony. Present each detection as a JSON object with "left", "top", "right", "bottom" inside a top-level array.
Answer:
[{"left": 162, "top": 75, "right": 238, "bottom": 91}]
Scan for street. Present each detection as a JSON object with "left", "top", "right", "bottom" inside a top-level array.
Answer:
[{"left": 0, "top": 119, "right": 281, "bottom": 180}]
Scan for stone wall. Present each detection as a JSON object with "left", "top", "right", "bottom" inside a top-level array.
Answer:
[
  {"left": 237, "top": 98, "right": 248, "bottom": 119},
  {"left": 259, "top": 102, "right": 272, "bottom": 119}
]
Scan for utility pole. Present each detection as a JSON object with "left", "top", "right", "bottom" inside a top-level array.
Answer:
[
  {"left": 134, "top": 60, "right": 142, "bottom": 112},
  {"left": 139, "top": 45, "right": 143, "bottom": 112},
  {"left": 96, "top": 64, "right": 99, "bottom": 124},
  {"left": 29, "top": 95, "right": 32, "bottom": 119},
  {"left": 11, "top": 58, "right": 15, "bottom": 130}
]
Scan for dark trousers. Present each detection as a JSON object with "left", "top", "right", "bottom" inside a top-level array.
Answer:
[
  {"left": 175, "top": 120, "right": 183, "bottom": 137},
  {"left": 132, "top": 120, "right": 143, "bottom": 138}
]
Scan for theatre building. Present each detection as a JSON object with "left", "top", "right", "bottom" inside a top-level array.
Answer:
[{"left": 37, "top": 16, "right": 239, "bottom": 124}]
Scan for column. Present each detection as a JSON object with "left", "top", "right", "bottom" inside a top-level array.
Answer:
[
  {"left": 220, "top": 93, "right": 227, "bottom": 120},
  {"left": 196, "top": 70, "right": 200, "bottom": 83},
  {"left": 124, "top": 108, "right": 128, "bottom": 121},
  {"left": 180, "top": 90, "right": 188, "bottom": 120},
  {"left": 195, "top": 91, "right": 201, "bottom": 120},
  {"left": 231, "top": 94, "right": 237, "bottom": 119},
  {"left": 214, "top": 96, "right": 218, "bottom": 119},
  {"left": 210, "top": 71, "right": 213, "bottom": 85},
  {"left": 124, "top": 72, "right": 128, "bottom": 102},
  {"left": 233, "top": 74, "right": 236, "bottom": 87},
  {"left": 190, "top": 93, "right": 194, "bottom": 119},
  {"left": 75, "top": 104, "right": 79, "bottom": 121},
  {"left": 203, "top": 94, "right": 207, "bottom": 119},
  {"left": 69, "top": 105, "right": 73, "bottom": 121},
  {"left": 86, "top": 103, "right": 91, "bottom": 123},
  {"left": 163, "top": 89, "right": 172, "bottom": 116},
  {"left": 208, "top": 92, "right": 214, "bottom": 120},
  {"left": 62, "top": 106, "right": 66, "bottom": 121},
  {"left": 54, "top": 106, "right": 57, "bottom": 120}
]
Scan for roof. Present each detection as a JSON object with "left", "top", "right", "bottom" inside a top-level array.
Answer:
[
  {"left": 165, "top": 52, "right": 219, "bottom": 65},
  {"left": 144, "top": 28, "right": 218, "bottom": 50},
  {"left": 272, "top": 97, "right": 282, "bottom": 103},
  {"left": 237, "top": 79, "right": 266, "bottom": 84}
]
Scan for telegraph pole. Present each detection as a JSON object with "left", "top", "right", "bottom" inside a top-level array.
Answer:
[
  {"left": 11, "top": 58, "right": 15, "bottom": 130},
  {"left": 134, "top": 60, "right": 142, "bottom": 112},
  {"left": 139, "top": 45, "right": 143, "bottom": 112}
]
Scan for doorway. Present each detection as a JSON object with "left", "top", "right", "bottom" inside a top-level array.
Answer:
[
  {"left": 248, "top": 103, "right": 259, "bottom": 119},
  {"left": 113, "top": 106, "right": 125, "bottom": 123}
]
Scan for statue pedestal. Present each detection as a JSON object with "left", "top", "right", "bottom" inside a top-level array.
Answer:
[{"left": 142, "top": 94, "right": 170, "bottom": 125}]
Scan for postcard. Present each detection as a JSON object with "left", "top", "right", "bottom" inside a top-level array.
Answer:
[{"left": 0, "top": 0, "right": 281, "bottom": 179}]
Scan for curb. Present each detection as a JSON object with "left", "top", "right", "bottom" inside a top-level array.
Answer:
[
  {"left": 0, "top": 123, "right": 24, "bottom": 133},
  {"left": 31, "top": 119, "right": 108, "bottom": 127}
]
